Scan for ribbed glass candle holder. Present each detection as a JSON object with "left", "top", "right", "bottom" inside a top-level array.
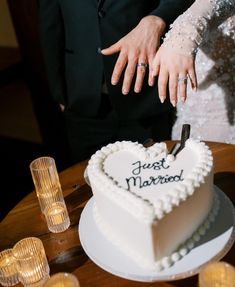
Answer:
[
  {"left": 30, "top": 157, "right": 64, "bottom": 213},
  {"left": 44, "top": 202, "right": 70, "bottom": 233},
  {"left": 0, "top": 249, "right": 19, "bottom": 286},
  {"left": 12, "top": 237, "right": 50, "bottom": 287}
]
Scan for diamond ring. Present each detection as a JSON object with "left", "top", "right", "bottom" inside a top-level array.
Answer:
[{"left": 178, "top": 76, "right": 188, "bottom": 84}]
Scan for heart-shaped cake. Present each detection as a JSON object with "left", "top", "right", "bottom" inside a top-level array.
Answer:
[{"left": 87, "top": 139, "right": 215, "bottom": 270}]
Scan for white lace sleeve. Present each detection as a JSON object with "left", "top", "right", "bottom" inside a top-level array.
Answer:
[{"left": 162, "top": 0, "right": 235, "bottom": 56}]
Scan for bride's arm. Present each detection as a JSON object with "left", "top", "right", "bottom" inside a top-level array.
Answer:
[{"left": 150, "top": 0, "right": 235, "bottom": 106}]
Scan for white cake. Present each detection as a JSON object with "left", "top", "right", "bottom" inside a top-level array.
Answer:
[{"left": 87, "top": 139, "right": 216, "bottom": 270}]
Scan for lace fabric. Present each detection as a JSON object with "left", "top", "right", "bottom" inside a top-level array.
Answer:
[
  {"left": 163, "top": 0, "right": 235, "bottom": 56},
  {"left": 162, "top": 0, "right": 235, "bottom": 143}
]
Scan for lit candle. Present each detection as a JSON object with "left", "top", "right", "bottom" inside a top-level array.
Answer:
[
  {"left": 0, "top": 249, "right": 19, "bottom": 286},
  {"left": 199, "top": 261, "right": 235, "bottom": 287},
  {"left": 44, "top": 202, "right": 70, "bottom": 233},
  {"left": 30, "top": 156, "right": 64, "bottom": 213},
  {"left": 38, "top": 188, "right": 64, "bottom": 213},
  {"left": 44, "top": 273, "right": 80, "bottom": 287},
  {"left": 21, "top": 257, "right": 48, "bottom": 282},
  {"left": 12, "top": 237, "right": 50, "bottom": 287},
  {"left": 47, "top": 205, "right": 65, "bottom": 225}
]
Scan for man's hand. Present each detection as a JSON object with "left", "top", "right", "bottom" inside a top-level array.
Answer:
[{"left": 101, "top": 15, "right": 166, "bottom": 95}]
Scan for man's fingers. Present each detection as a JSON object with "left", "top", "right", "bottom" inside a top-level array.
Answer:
[
  {"left": 122, "top": 59, "right": 138, "bottom": 95},
  {"left": 101, "top": 41, "right": 121, "bottom": 55},
  {"left": 134, "top": 58, "right": 147, "bottom": 93},
  {"left": 111, "top": 52, "right": 127, "bottom": 85}
]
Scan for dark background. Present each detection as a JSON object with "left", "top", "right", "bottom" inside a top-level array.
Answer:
[{"left": 0, "top": 0, "right": 70, "bottom": 221}]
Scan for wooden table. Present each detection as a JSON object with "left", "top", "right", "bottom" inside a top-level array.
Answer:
[{"left": 0, "top": 142, "right": 235, "bottom": 287}]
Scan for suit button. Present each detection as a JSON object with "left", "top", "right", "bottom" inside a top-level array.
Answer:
[
  {"left": 98, "top": 10, "right": 106, "bottom": 18},
  {"left": 97, "top": 47, "right": 102, "bottom": 54}
]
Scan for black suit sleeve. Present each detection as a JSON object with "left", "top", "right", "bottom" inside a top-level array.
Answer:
[
  {"left": 38, "top": 0, "right": 67, "bottom": 105},
  {"left": 150, "top": 0, "right": 195, "bottom": 28}
]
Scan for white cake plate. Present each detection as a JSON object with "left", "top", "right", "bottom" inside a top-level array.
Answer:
[{"left": 78, "top": 186, "right": 235, "bottom": 282}]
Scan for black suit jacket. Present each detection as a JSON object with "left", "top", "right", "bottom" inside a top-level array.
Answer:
[{"left": 39, "top": 0, "right": 193, "bottom": 119}]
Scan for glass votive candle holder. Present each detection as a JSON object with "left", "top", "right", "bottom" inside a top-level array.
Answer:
[
  {"left": 12, "top": 237, "right": 50, "bottom": 287},
  {"left": 0, "top": 249, "right": 19, "bottom": 286},
  {"left": 30, "top": 157, "right": 64, "bottom": 213},
  {"left": 44, "top": 202, "right": 70, "bottom": 233},
  {"left": 44, "top": 273, "right": 80, "bottom": 287},
  {"left": 199, "top": 261, "right": 235, "bottom": 287}
]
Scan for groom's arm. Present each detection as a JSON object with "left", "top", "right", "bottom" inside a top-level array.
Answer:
[{"left": 150, "top": 0, "right": 195, "bottom": 30}]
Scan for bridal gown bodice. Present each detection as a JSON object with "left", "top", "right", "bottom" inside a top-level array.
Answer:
[{"left": 162, "top": 0, "right": 235, "bottom": 143}]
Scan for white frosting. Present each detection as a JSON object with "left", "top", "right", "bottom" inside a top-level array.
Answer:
[
  {"left": 93, "top": 190, "right": 219, "bottom": 271},
  {"left": 87, "top": 139, "right": 215, "bottom": 270},
  {"left": 88, "top": 139, "right": 213, "bottom": 220}
]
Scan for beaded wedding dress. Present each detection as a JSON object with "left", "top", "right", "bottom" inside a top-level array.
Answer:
[{"left": 163, "top": 0, "right": 235, "bottom": 144}]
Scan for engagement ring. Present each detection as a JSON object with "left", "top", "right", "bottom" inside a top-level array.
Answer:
[{"left": 178, "top": 76, "right": 188, "bottom": 84}]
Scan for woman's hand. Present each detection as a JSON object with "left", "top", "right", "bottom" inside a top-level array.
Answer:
[{"left": 150, "top": 46, "right": 197, "bottom": 106}]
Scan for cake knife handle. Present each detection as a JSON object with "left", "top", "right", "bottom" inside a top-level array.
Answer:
[{"left": 170, "top": 124, "right": 191, "bottom": 156}]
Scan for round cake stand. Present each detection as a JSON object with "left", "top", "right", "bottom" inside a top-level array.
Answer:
[{"left": 78, "top": 186, "right": 235, "bottom": 282}]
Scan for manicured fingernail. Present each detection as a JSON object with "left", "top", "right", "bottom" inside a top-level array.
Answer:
[
  {"left": 193, "top": 87, "right": 197, "bottom": 92},
  {"left": 171, "top": 99, "right": 177, "bottom": 107},
  {"left": 149, "top": 76, "right": 154, "bottom": 86},
  {"left": 122, "top": 89, "right": 128, "bottom": 95},
  {"left": 159, "top": 96, "right": 165, "bottom": 103},
  {"left": 151, "top": 72, "right": 156, "bottom": 79},
  {"left": 111, "top": 79, "right": 117, "bottom": 85},
  {"left": 135, "top": 88, "right": 140, "bottom": 93}
]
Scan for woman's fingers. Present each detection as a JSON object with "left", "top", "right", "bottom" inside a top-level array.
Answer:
[
  {"left": 188, "top": 67, "right": 197, "bottom": 91},
  {"left": 158, "top": 69, "right": 189, "bottom": 106},
  {"left": 169, "top": 73, "right": 179, "bottom": 107},
  {"left": 177, "top": 62, "right": 197, "bottom": 103},
  {"left": 177, "top": 74, "right": 188, "bottom": 103},
  {"left": 149, "top": 53, "right": 160, "bottom": 86},
  {"left": 158, "top": 68, "right": 169, "bottom": 104}
]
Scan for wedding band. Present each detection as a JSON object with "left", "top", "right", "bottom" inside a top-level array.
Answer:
[
  {"left": 178, "top": 76, "right": 188, "bottom": 84},
  {"left": 137, "top": 63, "right": 148, "bottom": 68}
]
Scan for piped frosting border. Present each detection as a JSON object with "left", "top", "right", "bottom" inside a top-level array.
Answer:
[{"left": 87, "top": 139, "right": 213, "bottom": 222}]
